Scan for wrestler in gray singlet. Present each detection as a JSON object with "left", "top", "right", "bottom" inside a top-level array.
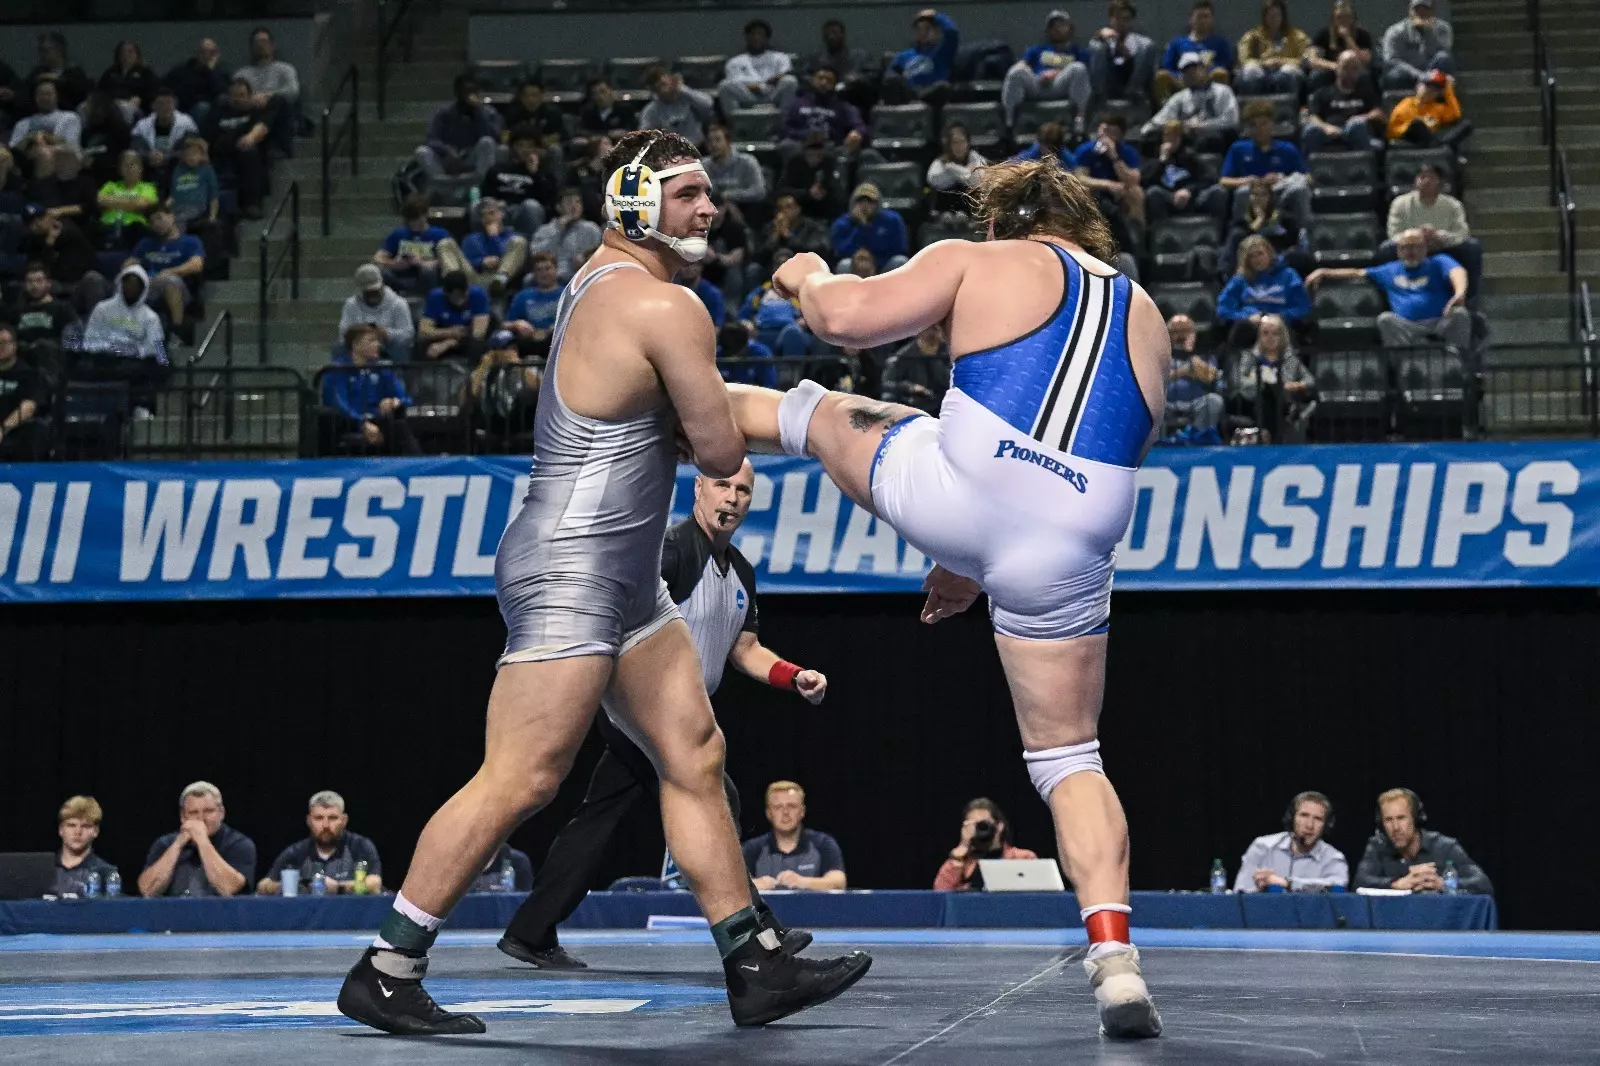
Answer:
[{"left": 495, "top": 261, "right": 681, "bottom": 665}]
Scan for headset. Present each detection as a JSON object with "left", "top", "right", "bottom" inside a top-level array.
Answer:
[
  {"left": 1282, "top": 791, "right": 1335, "bottom": 834},
  {"left": 603, "top": 136, "right": 710, "bottom": 262},
  {"left": 1374, "top": 788, "right": 1428, "bottom": 830}
]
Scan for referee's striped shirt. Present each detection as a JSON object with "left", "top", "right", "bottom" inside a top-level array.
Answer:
[{"left": 660, "top": 517, "right": 759, "bottom": 695}]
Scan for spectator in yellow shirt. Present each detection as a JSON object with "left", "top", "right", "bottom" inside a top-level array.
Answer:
[
  {"left": 1236, "top": 0, "right": 1312, "bottom": 95},
  {"left": 1387, "top": 69, "right": 1468, "bottom": 148}
]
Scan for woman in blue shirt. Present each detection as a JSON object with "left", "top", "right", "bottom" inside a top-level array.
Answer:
[{"left": 1217, "top": 234, "right": 1312, "bottom": 348}]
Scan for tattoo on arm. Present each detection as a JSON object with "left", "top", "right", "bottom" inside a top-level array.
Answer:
[{"left": 847, "top": 402, "right": 898, "bottom": 432}]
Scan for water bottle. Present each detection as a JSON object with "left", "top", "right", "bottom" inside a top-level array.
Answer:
[
  {"left": 106, "top": 871, "right": 122, "bottom": 898},
  {"left": 1442, "top": 860, "right": 1459, "bottom": 895},
  {"left": 353, "top": 861, "right": 369, "bottom": 896},
  {"left": 1209, "top": 859, "right": 1227, "bottom": 894},
  {"left": 85, "top": 871, "right": 102, "bottom": 898},
  {"left": 499, "top": 857, "right": 515, "bottom": 893},
  {"left": 311, "top": 865, "right": 327, "bottom": 897}
]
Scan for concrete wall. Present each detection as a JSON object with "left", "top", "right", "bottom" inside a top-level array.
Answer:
[
  {"left": 470, "top": 0, "right": 1450, "bottom": 64},
  {"left": 0, "top": 19, "right": 316, "bottom": 90}
]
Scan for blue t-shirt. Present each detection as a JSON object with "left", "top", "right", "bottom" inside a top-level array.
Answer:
[
  {"left": 382, "top": 224, "right": 450, "bottom": 261},
  {"left": 1161, "top": 33, "right": 1235, "bottom": 73},
  {"left": 741, "top": 828, "right": 847, "bottom": 881},
  {"left": 1071, "top": 139, "right": 1141, "bottom": 183},
  {"left": 1020, "top": 42, "right": 1089, "bottom": 75},
  {"left": 133, "top": 234, "right": 206, "bottom": 273},
  {"left": 1366, "top": 255, "right": 1462, "bottom": 322},
  {"left": 507, "top": 283, "right": 562, "bottom": 330},
  {"left": 1015, "top": 142, "right": 1073, "bottom": 166},
  {"left": 1221, "top": 138, "right": 1306, "bottom": 179},
  {"left": 422, "top": 285, "right": 491, "bottom": 329},
  {"left": 167, "top": 163, "right": 219, "bottom": 223},
  {"left": 461, "top": 230, "right": 514, "bottom": 271}
]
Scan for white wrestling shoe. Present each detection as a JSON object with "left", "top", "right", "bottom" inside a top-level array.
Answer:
[{"left": 1083, "top": 944, "right": 1163, "bottom": 1038}]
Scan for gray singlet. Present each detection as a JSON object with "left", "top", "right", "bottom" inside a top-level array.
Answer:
[{"left": 495, "top": 261, "right": 681, "bottom": 665}]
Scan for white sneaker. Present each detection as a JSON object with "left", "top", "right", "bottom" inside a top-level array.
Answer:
[{"left": 1083, "top": 945, "right": 1162, "bottom": 1038}]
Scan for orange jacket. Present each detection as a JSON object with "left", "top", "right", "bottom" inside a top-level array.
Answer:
[{"left": 1388, "top": 83, "right": 1462, "bottom": 140}]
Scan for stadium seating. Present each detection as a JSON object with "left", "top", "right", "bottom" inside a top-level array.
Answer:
[
  {"left": 1149, "top": 216, "right": 1223, "bottom": 282},
  {"left": 677, "top": 55, "right": 729, "bottom": 90},
  {"left": 608, "top": 57, "right": 663, "bottom": 103},
  {"left": 536, "top": 58, "right": 594, "bottom": 106},
  {"left": 869, "top": 103, "right": 935, "bottom": 163},
  {"left": 1313, "top": 277, "right": 1385, "bottom": 347},
  {"left": 940, "top": 102, "right": 1006, "bottom": 153},
  {"left": 471, "top": 60, "right": 527, "bottom": 106},
  {"left": 1150, "top": 282, "right": 1218, "bottom": 330},
  {"left": 1311, "top": 349, "right": 1390, "bottom": 441},
  {"left": 1308, "top": 151, "right": 1379, "bottom": 215},
  {"left": 1310, "top": 213, "right": 1383, "bottom": 268}
]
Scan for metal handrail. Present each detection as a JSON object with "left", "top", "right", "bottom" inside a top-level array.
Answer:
[
  {"left": 1556, "top": 150, "right": 1577, "bottom": 339},
  {"left": 376, "top": 0, "right": 418, "bottom": 122},
  {"left": 321, "top": 64, "right": 360, "bottom": 237},
  {"left": 257, "top": 182, "right": 302, "bottom": 366},
  {"left": 184, "top": 310, "right": 235, "bottom": 448}
]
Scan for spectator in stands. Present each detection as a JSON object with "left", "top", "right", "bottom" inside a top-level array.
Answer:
[
  {"left": 885, "top": 323, "right": 950, "bottom": 411},
  {"left": 1090, "top": 1, "right": 1158, "bottom": 108},
  {"left": 482, "top": 128, "right": 556, "bottom": 238},
  {"left": 374, "top": 193, "right": 448, "bottom": 294},
  {"left": 1301, "top": 50, "right": 1383, "bottom": 154},
  {"left": 1236, "top": 0, "right": 1312, "bottom": 96},
  {"left": 9, "top": 81, "right": 82, "bottom": 155},
  {"left": 203, "top": 78, "right": 271, "bottom": 219},
  {"left": 138, "top": 781, "right": 255, "bottom": 898},
  {"left": 884, "top": 9, "right": 961, "bottom": 106},
  {"left": 1310, "top": 227, "right": 1470, "bottom": 352},
  {"left": 934, "top": 798, "right": 1038, "bottom": 891},
  {"left": 1230, "top": 313, "right": 1313, "bottom": 441},
  {"left": 238, "top": 27, "right": 300, "bottom": 154},
  {"left": 166, "top": 137, "right": 220, "bottom": 236},
  {"left": 927, "top": 124, "right": 988, "bottom": 215},
  {"left": 1381, "top": 0, "right": 1453, "bottom": 89},
  {"left": 678, "top": 260, "right": 726, "bottom": 328},
  {"left": 25, "top": 32, "right": 91, "bottom": 116},
  {"left": 1072, "top": 113, "right": 1144, "bottom": 250},
  {"left": 342, "top": 264, "right": 414, "bottom": 363},
  {"left": 1356, "top": 788, "right": 1492, "bottom": 894},
  {"left": 0, "top": 63, "right": 17, "bottom": 141},
  {"left": 831, "top": 182, "right": 909, "bottom": 274},
  {"left": 164, "top": 39, "right": 228, "bottom": 124},
  {"left": 717, "top": 320, "right": 776, "bottom": 387},
  {"left": 97, "top": 150, "right": 158, "bottom": 250},
  {"left": 758, "top": 193, "right": 831, "bottom": 267},
  {"left": 419, "top": 270, "right": 491, "bottom": 362},
  {"left": 718, "top": 19, "right": 800, "bottom": 116},
  {"left": 1234, "top": 791, "right": 1349, "bottom": 892},
  {"left": 469, "top": 327, "right": 542, "bottom": 438},
  {"left": 0, "top": 146, "right": 21, "bottom": 204},
  {"left": 778, "top": 131, "right": 844, "bottom": 220},
  {"left": 79, "top": 92, "right": 135, "bottom": 186},
  {"left": 53, "top": 796, "right": 118, "bottom": 895},
  {"left": 506, "top": 252, "right": 562, "bottom": 355},
  {"left": 99, "top": 41, "right": 157, "bottom": 122},
  {"left": 27, "top": 144, "right": 96, "bottom": 227},
  {"left": 258, "top": 790, "right": 383, "bottom": 896},
  {"left": 562, "top": 134, "right": 610, "bottom": 223},
  {"left": 1140, "top": 51, "right": 1238, "bottom": 153},
  {"left": 418, "top": 75, "right": 502, "bottom": 184},
  {"left": 83, "top": 264, "right": 166, "bottom": 365},
  {"left": 848, "top": 247, "right": 879, "bottom": 279},
  {"left": 1164, "top": 313, "right": 1224, "bottom": 431},
  {"left": 1142, "top": 120, "right": 1225, "bottom": 223},
  {"left": 744, "top": 781, "right": 847, "bottom": 891},
  {"left": 1018, "top": 120, "right": 1072, "bottom": 165},
  {"left": 781, "top": 66, "right": 870, "bottom": 161},
  {"left": 8, "top": 262, "right": 77, "bottom": 364},
  {"left": 1218, "top": 235, "right": 1311, "bottom": 347},
  {"left": 324, "top": 324, "right": 420, "bottom": 455},
  {"left": 703, "top": 190, "right": 750, "bottom": 303},
  {"left": 1221, "top": 99, "right": 1311, "bottom": 222},
  {"left": 1387, "top": 69, "right": 1468, "bottom": 149},
  {"left": 530, "top": 187, "right": 602, "bottom": 282},
  {"left": 439, "top": 197, "right": 527, "bottom": 299},
  {"left": 469, "top": 843, "right": 534, "bottom": 893},
  {"left": 638, "top": 68, "right": 716, "bottom": 148},
  {"left": 1221, "top": 177, "right": 1308, "bottom": 284},
  {"left": 1307, "top": 0, "right": 1375, "bottom": 92},
  {"left": 1383, "top": 163, "right": 1479, "bottom": 294},
  {"left": 1154, "top": 0, "right": 1233, "bottom": 104},
  {"left": 1002, "top": 10, "right": 1092, "bottom": 131},
  {"left": 132, "top": 87, "right": 198, "bottom": 178},
  {"left": 701, "top": 124, "right": 767, "bottom": 219},
  {"left": 502, "top": 79, "right": 566, "bottom": 158},
  {"left": 21, "top": 203, "right": 95, "bottom": 292},
  {"left": 130, "top": 205, "right": 204, "bottom": 344},
  {"left": 0, "top": 323, "right": 48, "bottom": 461},
  {"left": 807, "top": 19, "right": 876, "bottom": 112},
  {"left": 576, "top": 78, "right": 635, "bottom": 143}
]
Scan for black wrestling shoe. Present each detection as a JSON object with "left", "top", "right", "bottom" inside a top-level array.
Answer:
[
  {"left": 336, "top": 947, "right": 487, "bottom": 1035},
  {"left": 723, "top": 938, "right": 872, "bottom": 1027},
  {"left": 496, "top": 935, "right": 589, "bottom": 970}
]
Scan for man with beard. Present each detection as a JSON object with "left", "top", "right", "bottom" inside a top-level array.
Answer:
[{"left": 258, "top": 791, "right": 384, "bottom": 896}]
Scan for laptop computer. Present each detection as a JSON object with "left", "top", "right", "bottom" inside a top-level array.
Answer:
[
  {"left": 0, "top": 853, "right": 57, "bottom": 900},
  {"left": 978, "top": 858, "right": 1066, "bottom": 892}
]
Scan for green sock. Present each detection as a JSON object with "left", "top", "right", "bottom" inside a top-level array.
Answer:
[
  {"left": 710, "top": 906, "right": 762, "bottom": 959},
  {"left": 377, "top": 907, "right": 440, "bottom": 955}
]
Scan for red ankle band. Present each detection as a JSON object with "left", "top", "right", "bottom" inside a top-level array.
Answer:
[{"left": 1084, "top": 910, "right": 1130, "bottom": 945}]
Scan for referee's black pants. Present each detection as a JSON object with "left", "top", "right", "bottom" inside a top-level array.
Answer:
[{"left": 504, "top": 712, "right": 773, "bottom": 949}]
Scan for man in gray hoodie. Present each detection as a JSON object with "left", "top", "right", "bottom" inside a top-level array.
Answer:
[
  {"left": 237, "top": 27, "right": 300, "bottom": 152},
  {"left": 83, "top": 264, "right": 167, "bottom": 364},
  {"left": 637, "top": 67, "right": 717, "bottom": 147},
  {"left": 1381, "top": 0, "right": 1453, "bottom": 89}
]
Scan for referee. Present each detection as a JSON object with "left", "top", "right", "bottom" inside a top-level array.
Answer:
[{"left": 498, "top": 459, "right": 828, "bottom": 969}]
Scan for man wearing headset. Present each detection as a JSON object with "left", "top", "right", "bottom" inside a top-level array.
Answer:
[
  {"left": 336, "top": 129, "right": 870, "bottom": 1038},
  {"left": 1354, "top": 788, "right": 1493, "bottom": 894},
  {"left": 1233, "top": 791, "right": 1348, "bottom": 892}
]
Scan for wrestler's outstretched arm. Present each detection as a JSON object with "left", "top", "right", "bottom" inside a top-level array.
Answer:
[{"left": 773, "top": 242, "right": 971, "bottom": 349}]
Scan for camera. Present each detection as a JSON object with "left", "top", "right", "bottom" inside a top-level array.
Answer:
[{"left": 970, "top": 819, "right": 997, "bottom": 852}]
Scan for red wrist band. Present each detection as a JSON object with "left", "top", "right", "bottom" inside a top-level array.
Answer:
[{"left": 768, "top": 661, "right": 802, "bottom": 690}]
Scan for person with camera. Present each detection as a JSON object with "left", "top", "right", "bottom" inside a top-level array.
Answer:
[{"left": 934, "top": 798, "right": 1037, "bottom": 891}]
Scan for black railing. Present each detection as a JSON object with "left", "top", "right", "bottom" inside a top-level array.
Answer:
[
  {"left": 182, "top": 310, "right": 236, "bottom": 451},
  {"left": 321, "top": 64, "right": 361, "bottom": 237},
  {"left": 376, "top": 0, "right": 418, "bottom": 122},
  {"left": 1480, "top": 352, "right": 1600, "bottom": 439},
  {"left": 126, "top": 367, "right": 310, "bottom": 460},
  {"left": 1556, "top": 150, "right": 1578, "bottom": 339},
  {"left": 257, "top": 181, "right": 302, "bottom": 366}
]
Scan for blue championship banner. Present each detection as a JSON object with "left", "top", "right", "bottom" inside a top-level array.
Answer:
[{"left": 0, "top": 442, "right": 1597, "bottom": 602}]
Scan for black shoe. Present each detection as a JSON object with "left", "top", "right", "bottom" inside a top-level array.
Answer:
[
  {"left": 496, "top": 935, "right": 588, "bottom": 970},
  {"left": 723, "top": 939, "right": 872, "bottom": 1027},
  {"left": 336, "top": 947, "right": 487, "bottom": 1035},
  {"left": 779, "top": 927, "right": 813, "bottom": 955}
]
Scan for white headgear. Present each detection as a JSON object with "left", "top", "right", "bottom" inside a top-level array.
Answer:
[{"left": 603, "top": 137, "right": 711, "bottom": 262}]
